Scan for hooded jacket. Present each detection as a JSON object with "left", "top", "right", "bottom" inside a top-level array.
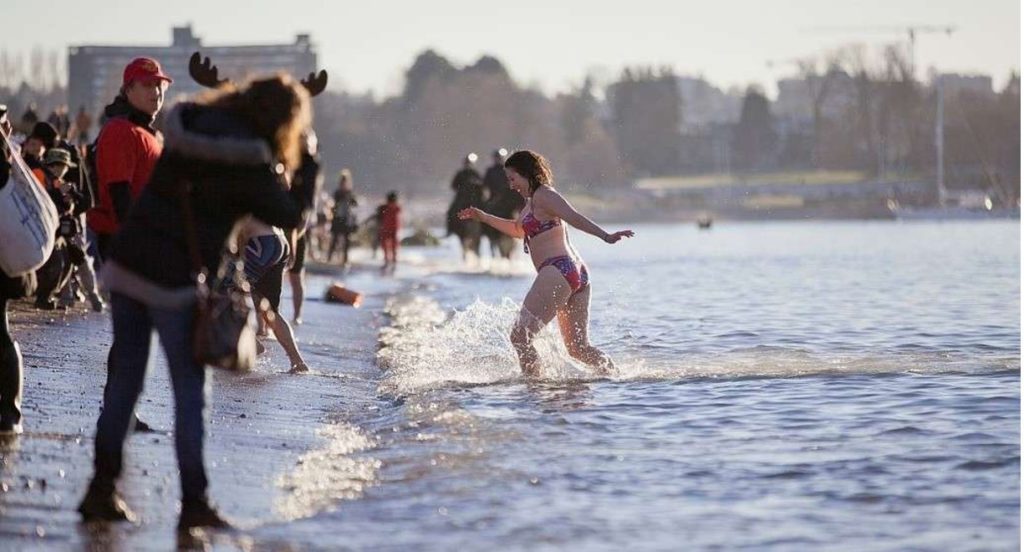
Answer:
[
  {"left": 87, "top": 96, "right": 162, "bottom": 235},
  {"left": 102, "top": 102, "right": 317, "bottom": 309}
]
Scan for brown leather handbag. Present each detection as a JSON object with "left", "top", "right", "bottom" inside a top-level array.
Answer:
[{"left": 180, "top": 184, "right": 257, "bottom": 371}]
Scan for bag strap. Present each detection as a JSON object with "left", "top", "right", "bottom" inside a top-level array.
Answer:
[{"left": 177, "top": 182, "right": 205, "bottom": 278}]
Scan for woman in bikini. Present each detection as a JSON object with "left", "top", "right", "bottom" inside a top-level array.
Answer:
[
  {"left": 237, "top": 217, "right": 309, "bottom": 373},
  {"left": 458, "top": 150, "right": 633, "bottom": 377}
]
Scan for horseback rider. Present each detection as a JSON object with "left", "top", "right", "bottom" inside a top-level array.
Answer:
[
  {"left": 447, "top": 153, "right": 484, "bottom": 236},
  {"left": 482, "top": 148, "right": 524, "bottom": 259}
]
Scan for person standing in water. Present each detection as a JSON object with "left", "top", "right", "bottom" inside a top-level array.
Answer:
[
  {"left": 379, "top": 191, "right": 401, "bottom": 273},
  {"left": 459, "top": 150, "right": 633, "bottom": 377}
]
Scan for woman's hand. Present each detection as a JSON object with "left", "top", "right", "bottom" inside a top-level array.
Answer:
[
  {"left": 457, "top": 207, "right": 481, "bottom": 221},
  {"left": 604, "top": 230, "right": 635, "bottom": 244}
]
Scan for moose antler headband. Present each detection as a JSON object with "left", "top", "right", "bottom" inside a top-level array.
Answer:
[{"left": 188, "top": 51, "right": 328, "bottom": 97}]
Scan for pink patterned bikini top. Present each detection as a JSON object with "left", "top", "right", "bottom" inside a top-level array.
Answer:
[{"left": 521, "top": 210, "right": 561, "bottom": 253}]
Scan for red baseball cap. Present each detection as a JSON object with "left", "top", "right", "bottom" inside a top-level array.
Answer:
[{"left": 122, "top": 57, "right": 173, "bottom": 87}]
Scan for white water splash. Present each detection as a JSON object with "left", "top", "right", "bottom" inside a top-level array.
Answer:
[
  {"left": 376, "top": 295, "right": 1020, "bottom": 396},
  {"left": 378, "top": 295, "right": 612, "bottom": 395}
]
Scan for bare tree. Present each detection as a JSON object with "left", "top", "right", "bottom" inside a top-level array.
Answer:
[
  {"left": 796, "top": 53, "right": 843, "bottom": 168},
  {"left": 47, "top": 50, "right": 62, "bottom": 91},
  {"left": 835, "top": 44, "right": 881, "bottom": 174},
  {"left": 29, "top": 46, "right": 45, "bottom": 90},
  {"left": 0, "top": 51, "right": 25, "bottom": 91}
]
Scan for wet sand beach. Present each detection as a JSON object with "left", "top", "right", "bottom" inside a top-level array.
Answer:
[{"left": 0, "top": 264, "right": 390, "bottom": 550}]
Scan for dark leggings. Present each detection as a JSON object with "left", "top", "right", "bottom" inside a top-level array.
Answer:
[{"left": 328, "top": 230, "right": 353, "bottom": 265}]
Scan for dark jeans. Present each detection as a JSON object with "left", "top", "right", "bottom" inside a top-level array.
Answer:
[
  {"left": 93, "top": 292, "right": 209, "bottom": 502},
  {"left": 0, "top": 272, "right": 34, "bottom": 425},
  {"left": 0, "top": 299, "right": 23, "bottom": 425},
  {"left": 93, "top": 232, "right": 113, "bottom": 270}
]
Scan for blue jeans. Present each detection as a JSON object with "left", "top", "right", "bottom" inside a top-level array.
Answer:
[{"left": 93, "top": 292, "right": 209, "bottom": 503}]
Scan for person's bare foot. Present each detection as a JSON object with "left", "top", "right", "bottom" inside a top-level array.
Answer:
[{"left": 593, "top": 356, "right": 617, "bottom": 377}]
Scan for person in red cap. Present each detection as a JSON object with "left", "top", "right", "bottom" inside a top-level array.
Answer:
[
  {"left": 89, "top": 57, "right": 171, "bottom": 434},
  {"left": 88, "top": 57, "right": 172, "bottom": 263}
]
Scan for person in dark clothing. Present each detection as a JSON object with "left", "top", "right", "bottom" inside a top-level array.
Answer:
[
  {"left": 47, "top": 105, "right": 71, "bottom": 139},
  {"left": 481, "top": 148, "right": 524, "bottom": 259},
  {"left": 21, "top": 122, "right": 58, "bottom": 184},
  {"left": 447, "top": 153, "right": 483, "bottom": 233},
  {"left": 77, "top": 75, "right": 318, "bottom": 530},
  {"left": 447, "top": 154, "right": 485, "bottom": 260},
  {"left": 51, "top": 139, "right": 102, "bottom": 311},
  {"left": 33, "top": 148, "right": 82, "bottom": 310},
  {"left": 482, "top": 148, "right": 509, "bottom": 203},
  {"left": 19, "top": 103, "right": 38, "bottom": 135},
  {"left": 74, "top": 105, "right": 93, "bottom": 145},
  {"left": 29, "top": 145, "right": 101, "bottom": 311},
  {"left": 0, "top": 114, "right": 37, "bottom": 435},
  {"left": 328, "top": 168, "right": 358, "bottom": 267}
]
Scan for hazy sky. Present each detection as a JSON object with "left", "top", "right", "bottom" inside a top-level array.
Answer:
[{"left": 1, "top": 0, "right": 1019, "bottom": 97}]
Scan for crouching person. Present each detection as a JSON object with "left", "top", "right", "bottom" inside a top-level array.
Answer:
[
  {"left": 33, "top": 148, "right": 86, "bottom": 310},
  {"left": 78, "top": 75, "right": 318, "bottom": 530}
]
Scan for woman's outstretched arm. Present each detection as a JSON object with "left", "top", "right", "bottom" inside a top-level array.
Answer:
[
  {"left": 534, "top": 188, "right": 634, "bottom": 243},
  {"left": 458, "top": 207, "right": 525, "bottom": 238}
]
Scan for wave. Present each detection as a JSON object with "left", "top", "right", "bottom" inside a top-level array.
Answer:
[{"left": 376, "top": 295, "right": 1021, "bottom": 396}]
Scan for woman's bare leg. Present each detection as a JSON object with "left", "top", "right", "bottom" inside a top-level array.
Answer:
[
  {"left": 264, "top": 310, "right": 307, "bottom": 372},
  {"left": 288, "top": 270, "right": 304, "bottom": 324},
  {"left": 511, "top": 267, "right": 570, "bottom": 378},
  {"left": 557, "top": 284, "right": 615, "bottom": 375}
]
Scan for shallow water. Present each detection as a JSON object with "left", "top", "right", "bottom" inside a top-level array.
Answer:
[{"left": 255, "top": 220, "right": 1019, "bottom": 551}]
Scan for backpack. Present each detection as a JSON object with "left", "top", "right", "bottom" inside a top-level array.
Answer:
[{"left": 83, "top": 138, "right": 100, "bottom": 209}]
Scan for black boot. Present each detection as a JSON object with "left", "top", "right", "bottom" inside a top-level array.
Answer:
[
  {"left": 178, "top": 499, "right": 232, "bottom": 530},
  {"left": 0, "top": 418, "right": 22, "bottom": 435},
  {"left": 0, "top": 340, "right": 23, "bottom": 435},
  {"left": 133, "top": 416, "right": 155, "bottom": 433},
  {"left": 78, "top": 478, "right": 137, "bottom": 523}
]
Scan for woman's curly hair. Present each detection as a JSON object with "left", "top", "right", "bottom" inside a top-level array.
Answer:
[
  {"left": 200, "top": 74, "right": 311, "bottom": 171},
  {"left": 504, "top": 150, "right": 554, "bottom": 196}
]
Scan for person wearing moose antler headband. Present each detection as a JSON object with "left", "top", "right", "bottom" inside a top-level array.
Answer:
[
  {"left": 79, "top": 53, "right": 327, "bottom": 530},
  {"left": 192, "top": 52, "right": 324, "bottom": 373}
]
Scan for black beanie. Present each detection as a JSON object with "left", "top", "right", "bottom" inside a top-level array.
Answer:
[{"left": 29, "top": 122, "right": 58, "bottom": 148}]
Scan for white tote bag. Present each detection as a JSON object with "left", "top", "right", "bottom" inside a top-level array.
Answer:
[{"left": 0, "top": 132, "right": 59, "bottom": 276}]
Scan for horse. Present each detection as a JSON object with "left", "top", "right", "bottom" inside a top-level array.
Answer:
[
  {"left": 482, "top": 186, "right": 524, "bottom": 260},
  {"left": 446, "top": 168, "right": 485, "bottom": 262}
]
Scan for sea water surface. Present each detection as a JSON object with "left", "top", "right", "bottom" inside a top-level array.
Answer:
[{"left": 256, "top": 220, "right": 1020, "bottom": 551}]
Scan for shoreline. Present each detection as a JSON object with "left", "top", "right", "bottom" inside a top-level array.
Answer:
[{"left": 0, "top": 266, "right": 393, "bottom": 548}]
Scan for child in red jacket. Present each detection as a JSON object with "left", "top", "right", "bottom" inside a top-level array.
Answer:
[{"left": 378, "top": 191, "right": 400, "bottom": 273}]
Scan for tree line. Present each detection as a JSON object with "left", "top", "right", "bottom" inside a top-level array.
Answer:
[{"left": 2, "top": 46, "right": 1018, "bottom": 204}]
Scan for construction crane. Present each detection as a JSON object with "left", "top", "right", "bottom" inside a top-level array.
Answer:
[
  {"left": 802, "top": 24, "right": 957, "bottom": 77},
  {"left": 799, "top": 24, "right": 959, "bottom": 202}
]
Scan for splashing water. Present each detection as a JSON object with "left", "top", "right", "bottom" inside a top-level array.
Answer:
[
  {"left": 377, "top": 295, "right": 616, "bottom": 395},
  {"left": 375, "top": 294, "right": 1019, "bottom": 397}
]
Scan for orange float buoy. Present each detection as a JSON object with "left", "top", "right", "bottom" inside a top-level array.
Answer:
[{"left": 325, "top": 282, "right": 363, "bottom": 307}]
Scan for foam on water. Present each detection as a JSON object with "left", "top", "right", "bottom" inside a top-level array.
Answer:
[{"left": 377, "top": 295, "right": 1020, "bottom": 396}]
